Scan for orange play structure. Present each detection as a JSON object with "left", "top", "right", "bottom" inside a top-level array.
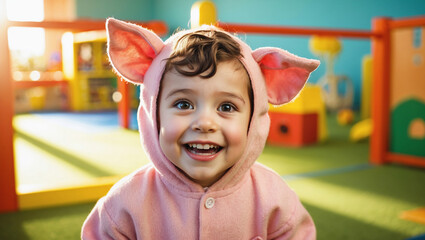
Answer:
[
  {"left": 1, "top": 2, "right": 424, "bottom": 212},
  {"left": 370, "top": 17, "right": 425, "bottom": 167}
]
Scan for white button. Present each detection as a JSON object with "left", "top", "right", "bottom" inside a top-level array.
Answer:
[{"left": 205, "top": 197, "right": 215, "bottom": 209}]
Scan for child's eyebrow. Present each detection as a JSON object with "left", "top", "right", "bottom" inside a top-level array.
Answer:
[
  {"left": 217, "top": 91, "right": 246, "bottom": 104},
  {"left": 165, "top": 89, "right": 246, "bottom": 104},
  {"left": 165, "top": 88, "right": 196, "bottom": 99}
]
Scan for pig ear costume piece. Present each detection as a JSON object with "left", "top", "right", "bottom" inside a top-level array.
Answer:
[
  {"left": 252, "top": 47, "right": 320, "bottom": 105},
  {"left": 106, "top": 18, "right": 164, "bottom": 84}
]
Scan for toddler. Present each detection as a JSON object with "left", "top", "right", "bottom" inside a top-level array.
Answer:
[{"left": 82, "top": 18, "right": 320, "bottom": 239}]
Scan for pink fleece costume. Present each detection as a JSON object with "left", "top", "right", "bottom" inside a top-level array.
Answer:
[{"left": 82, "top": 18, "right": 320, "bottom": 240}]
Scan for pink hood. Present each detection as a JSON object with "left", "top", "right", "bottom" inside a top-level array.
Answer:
[{"left": 106, "top": 18, "right": 320, "bottom": 193}]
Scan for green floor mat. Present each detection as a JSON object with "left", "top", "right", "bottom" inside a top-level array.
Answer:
[
  {"left": 291, "top": 165, "right": 425, "bottom": 239},
  {"left": 0, "top": 203, "right": 94, "bottom": 240},
  {"left": 14, "top": 114, "right": 148, "bottom": 192}
]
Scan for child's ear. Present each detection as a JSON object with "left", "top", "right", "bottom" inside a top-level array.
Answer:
[
  {"left": 252, "top": 47, "right": 320, "bottom": 105},
  {"left": 106, "top": 18, "right": 165, "bottom": 84}
]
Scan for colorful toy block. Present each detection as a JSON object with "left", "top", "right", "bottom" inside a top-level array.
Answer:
[
  {"left": 267, "top": 112, "right": 318, "bottom": 147},
  {"left": 269, "top": 84, "right": 327, "bottom": 142}
]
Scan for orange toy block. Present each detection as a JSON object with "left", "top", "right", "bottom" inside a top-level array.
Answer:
[
  {"left": 268, "top": 85, "right": 328, "bottom": 142},
  {"left": 267, "top": 112, "right": 318, "bottom": 147}
]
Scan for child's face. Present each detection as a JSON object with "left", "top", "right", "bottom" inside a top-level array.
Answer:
[{"left": 158, "top": 60, "right": 252, "bottom": 187}]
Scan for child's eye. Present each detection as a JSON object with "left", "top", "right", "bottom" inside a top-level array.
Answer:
[
  {"left": 218, "top": 103, "right": 237, "bottom": 112},
  {"left": 174, "top": 100, "right": 193, "bottom": 110}
]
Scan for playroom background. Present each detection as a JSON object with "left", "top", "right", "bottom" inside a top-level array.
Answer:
[{"left": 0, "top": 0, "right": 424, "bottom": 239}]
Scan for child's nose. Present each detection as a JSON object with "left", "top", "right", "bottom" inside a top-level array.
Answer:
[{"left": 192, "top": 111, "right": 218, "bottom": 133}]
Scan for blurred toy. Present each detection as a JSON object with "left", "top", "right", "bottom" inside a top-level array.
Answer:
[
  {"left": 337, "top": 109, "right": 354, "bottom": 125},
  {"left": 310, "top": 36, "right": 353, "bottom": 111},
  {"left": 267, "top": 85, "right": 327, "bottom": 147},
  {"left": 191, "top": 0, "right": 217, "bottom": 28},
  {"left": 350, "top": 118, "right": 372, "bottom": 142}
]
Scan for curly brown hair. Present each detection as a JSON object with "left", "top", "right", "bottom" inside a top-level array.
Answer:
[{"left": 165, "top": 29, "right": 244, "bottom": 78}]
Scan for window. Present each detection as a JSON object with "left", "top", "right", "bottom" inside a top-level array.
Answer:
[{"left": 7, "top": 0, "right": 45, "bottom": 71}]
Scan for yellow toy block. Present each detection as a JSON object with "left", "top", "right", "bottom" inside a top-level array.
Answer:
[
  {"left": 269, "top": 84, "right": 323, "bottom": 114},
  {"left": 269, "top": 84, "right": 328, "bottom": 142}
]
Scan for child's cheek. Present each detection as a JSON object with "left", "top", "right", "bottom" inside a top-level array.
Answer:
[
  {"left": 223, "top": 122, "right": 248, "bottom": 147},
  {"left": 160, "top": 116, "right": 186, "bottom": 145},
  {"left": 159, "top": 120, "right": 183, "bottom": 161}
]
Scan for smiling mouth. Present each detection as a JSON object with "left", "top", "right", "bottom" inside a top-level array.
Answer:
[{"left": 184, "top": 143, "right": 223, "bottom": 155}]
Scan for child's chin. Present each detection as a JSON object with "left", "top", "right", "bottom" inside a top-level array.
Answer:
[{"left": 187, "top": 171, "right": 218, "bottom": 187}]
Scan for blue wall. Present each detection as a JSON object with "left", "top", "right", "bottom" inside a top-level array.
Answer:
[
  {"left": 76, "top": 0, "right": 153, "bottom": 21},
  {"left": 76, "top": 0, "right": 425, "bottom": 109}
]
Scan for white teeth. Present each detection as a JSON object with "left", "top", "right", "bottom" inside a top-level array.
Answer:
[{"left": 188, "top": 143, "right": 218, "bottom": 150}]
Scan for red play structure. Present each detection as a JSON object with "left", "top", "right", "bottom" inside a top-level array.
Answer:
[{"left": 1, "top": 12, "right": 424, "bottom": 212}]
